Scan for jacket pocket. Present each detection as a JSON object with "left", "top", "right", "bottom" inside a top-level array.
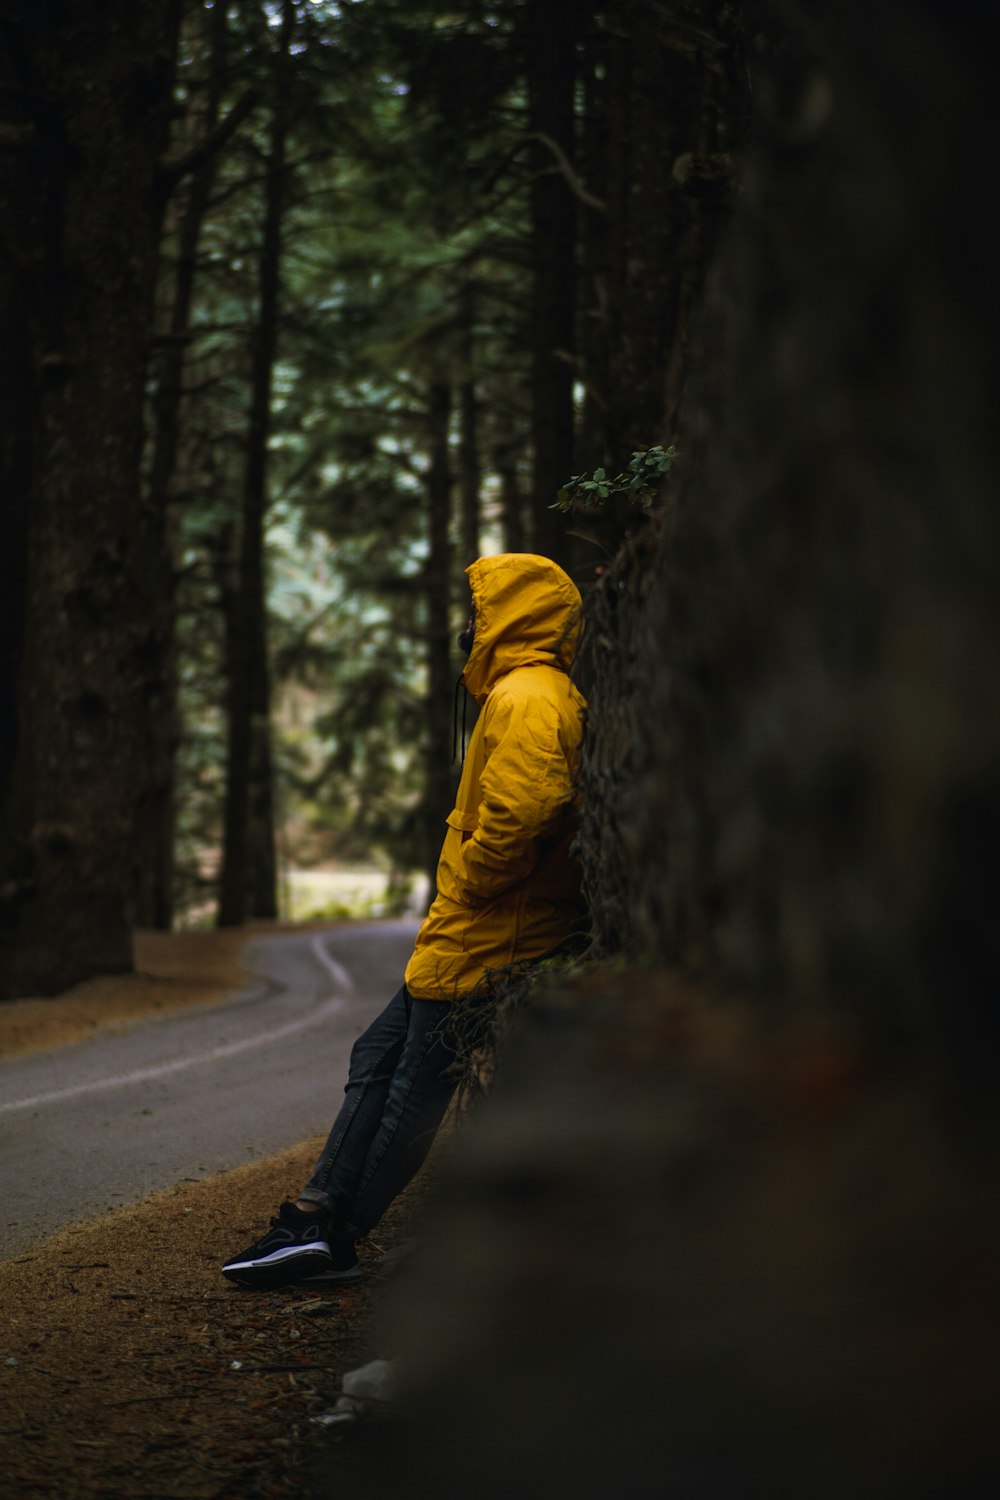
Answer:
[
  {"left": 445, "top": 807, "right": 478, "bottom": 843},
  {"left": 436, "top": 808, "right": 480, "bottom": 905}
]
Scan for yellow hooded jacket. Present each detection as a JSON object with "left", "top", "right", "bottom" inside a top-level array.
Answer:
[{"left": 404, "top": 553, "right": 587, "bottom": 1001}]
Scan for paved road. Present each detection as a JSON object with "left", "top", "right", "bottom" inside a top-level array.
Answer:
[{"left": 0, "top": 921, "right": 418, "bottom": 1258}]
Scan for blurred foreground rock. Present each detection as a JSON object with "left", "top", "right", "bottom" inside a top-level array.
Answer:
[{"left": 319, "top": 975, "right": 997, "bottom": 1499}]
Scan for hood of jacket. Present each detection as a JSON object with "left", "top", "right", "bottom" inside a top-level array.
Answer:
[{"left": 461, "top": 553, "right": 583, "bottom": 704}]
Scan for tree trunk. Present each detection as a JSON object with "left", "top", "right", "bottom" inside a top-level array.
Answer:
[
  {"left": 490, "top": 381, "right": 526, "bottom": 553},
  {"left": 523, "top": 0, "right": 578, "bottom": 562},
  {"left": 496, "top": 451, "right": 526, "bottom": 555},
  {"left": 137, "top": 0, "right": 231, "bottom": 930},
  {"left": 0, "top": 0, "right": 180, "bottom": 999},
  {"left": 576, "top": 9, "right": 610, "bottom": 475},
  {"left": 592, "top": 0, "right": 1000, "bottom": 1100},
  {"left": 0, "top": 281, "right": 32, "bottom": 854},
  {"left": 576, "top": 2, "right": 749, "bottom": 956},
  {"left": 459, "top": 402, "right": 480, "bottom": 573},
  {"left": 217, "top": 0, "right": 293, "bottom": 927},
  {"left": 424, "top": 380, "right": 455, "bottom": 901},
  {"left": 217, "top": 519, "right": 250, "bottom": 929},
  {"left": 458, "top": 282, "right": 481, "bottom": 569},
  {"left": 603, "top": 2, "right": 740, "bottom": 459}
]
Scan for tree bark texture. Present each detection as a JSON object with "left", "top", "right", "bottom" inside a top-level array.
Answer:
[
  {"left": 602, "top": 1, "right": 743, "bottom": 460},
  {"left": 423, "top": 380, "right": 455, "bottom": 900},
  {"left": 137, "top": 0, "right": 232, "bottom": 930},
  {"left": 496, "top": 449, "right": 525, "bottom": 555},
  {"left": 0, "top": 0, "right": 180, "bottom": 998},
  {"left": 523, "top": 0, "right": 578, "bottom": 562},
  {"left": 0, "top": 279, "right": 32, "bottom": 841},
  {"left": 217, "top": 0, "right": 293, "bottom": 926},
  {"left": 459, "top": 377, "right": 481, "bottom": 570},
  {"left": 490, "top": 379, "right": 526, "bottom": 554},
  {"left": 457, "top": 280, "right": 480, "bottom": 569},
  {"left": 576, "top": 11, "right": 610, "bottom": 476},
  {"left": 582, "top": 0, "right": 1000, "bottom": 1098}
]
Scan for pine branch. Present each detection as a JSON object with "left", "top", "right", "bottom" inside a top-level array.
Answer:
[
  {"left": 528, "top": 131, "right": 607, "bottom": 214},
  {"left": 160, "top": 87, "right": 260, "bottom": 187}
]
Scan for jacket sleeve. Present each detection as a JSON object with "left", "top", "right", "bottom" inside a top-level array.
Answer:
[{"left": 453, "top": 687, "right": 578, "bottom": 906}]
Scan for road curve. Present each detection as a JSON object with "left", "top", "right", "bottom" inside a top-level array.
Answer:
[{"left": 0, "top": 921, "right": 418, "bottom": 1258}]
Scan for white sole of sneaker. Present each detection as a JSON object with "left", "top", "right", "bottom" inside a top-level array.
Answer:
[
  {"left": 222, "top": 1246, "right": 336, "bottom": 1288},
  {"left": 225, "top": 1241, "right": 333, "bottom": 1274}
]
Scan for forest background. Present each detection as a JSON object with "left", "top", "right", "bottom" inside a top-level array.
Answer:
[
  {"left": 3, "top": 0, "right": 739, "bottom": 994},
  {"left": 1, "top": 0, "right": 997, "bottom": 1119},
  {"left": 2, "top": 5, "right": 998, "bottom": 1488}
]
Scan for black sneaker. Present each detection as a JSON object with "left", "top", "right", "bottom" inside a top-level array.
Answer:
[{"left": 222, "top": 1202, "right": 360, "bottom": 1290}]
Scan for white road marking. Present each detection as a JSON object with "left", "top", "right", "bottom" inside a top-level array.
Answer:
[
  {"left": 310, "top": 934, "right": 355, "bottom": 993},
  {"left": 0, "top": 937, "right": 352, "bottom": 1117}
]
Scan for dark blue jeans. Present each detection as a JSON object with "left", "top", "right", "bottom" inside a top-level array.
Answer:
[{"left": 298, "top": 984, "right": 457, "bottom": 1239}]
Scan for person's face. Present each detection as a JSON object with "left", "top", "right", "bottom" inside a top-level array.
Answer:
[{"left": 457, "top": 601, "right": 476, "bottom": 656}]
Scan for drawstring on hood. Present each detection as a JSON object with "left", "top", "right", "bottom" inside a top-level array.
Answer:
[{"left": 451, "top": 675, "right": 471, "bottom": 766}]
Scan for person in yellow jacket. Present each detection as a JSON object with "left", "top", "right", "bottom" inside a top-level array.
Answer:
[{"left": 223, "top": 553, "right": 587, "bottom": 1289}]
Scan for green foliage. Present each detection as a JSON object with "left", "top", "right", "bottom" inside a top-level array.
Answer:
[
  {"left": 158, "top": 0, "right": 580, "bottom": 921},
  {"left": 550, "top": 445, "right": 679, "bottom": 555},
  {"left": 555, "top": 443, "right": 678, "bottom": 515}
]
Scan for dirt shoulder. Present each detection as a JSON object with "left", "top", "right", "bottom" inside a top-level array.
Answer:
[
  {"left": 0, "top": 920, "right": 415, "bottom": 1497},
  {"left": 0, "top": 1135, "right": 422, "bottom": 1499},
  {"left": 0, "top": 924, "right": 313, "bottom": 1061}
]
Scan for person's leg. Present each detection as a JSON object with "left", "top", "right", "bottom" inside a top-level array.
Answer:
[
  {"left": 341, "top": 996, "right": 457, "bottom": 1239},
  {"left": 222, "top": 984, "right": 413, "bottom": 1289},
  {"left": 222, "top": 990, "right": 457, "bottom": 1289},
  {"left": 297, "top": 983, "right": 412, "bottom": 1226}
]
